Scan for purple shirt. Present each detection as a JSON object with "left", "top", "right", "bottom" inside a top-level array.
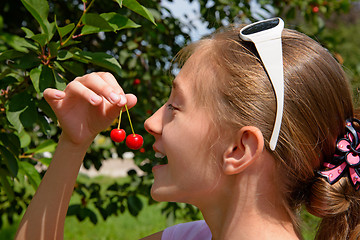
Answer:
[{"left": 162, "top": 220, "right": 212, "bottom": 240}]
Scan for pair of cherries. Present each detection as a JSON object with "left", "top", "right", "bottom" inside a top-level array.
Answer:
[{"left": 110, "top": 104, "right": 143, "bottom": 150}]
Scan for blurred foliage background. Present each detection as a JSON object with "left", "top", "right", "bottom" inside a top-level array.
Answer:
[{"left": 0, "top": 0, "right": 359, "bottom": 238}]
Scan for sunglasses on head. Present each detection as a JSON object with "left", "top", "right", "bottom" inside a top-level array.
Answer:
[{"left": 239, "top": 18, "right": 284, "bottom": 151}]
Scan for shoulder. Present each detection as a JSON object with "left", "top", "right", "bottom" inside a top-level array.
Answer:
[{"left": 162, "top": 220, "right": 211, "bottom": 240}]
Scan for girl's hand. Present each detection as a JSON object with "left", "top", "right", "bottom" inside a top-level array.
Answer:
[{"left": 43, "top": 72, "right": 137, "bottom": 146}]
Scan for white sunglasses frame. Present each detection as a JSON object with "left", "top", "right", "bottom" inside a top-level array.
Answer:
[{"left": 239, "top": 17, "right": 284, "bottom": 151}]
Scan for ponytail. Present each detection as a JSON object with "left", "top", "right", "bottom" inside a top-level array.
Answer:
[{"left": 307, "top": 177, "right": 360, "bottom": 240}]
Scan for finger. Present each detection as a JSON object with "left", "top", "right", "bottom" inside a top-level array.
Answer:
[
  {"left": 65, "top": 80, "right": 103, "bottom": 106},
  {"left": 75, "top": 73, "right": 126, "bottom": 106},
  {"left": 104, "top": 93, "right": 138, "bottom": 121},
  {"left": 95, "top": 72, "right": 123, "bottom": 94},
  {"left": 43, "top": 88, "right": 66, "bottom": 109},
  {"left": 124, "top": 93, "right": 137, "bottom": 110},
  {"left": 43, "top": 88, "right": 65, "bottom": 100},
  {"left": 96, "top": 72, "right": 128, "bottom": 106}
]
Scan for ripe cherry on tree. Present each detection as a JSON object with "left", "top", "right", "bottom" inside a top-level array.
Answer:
[
  {"left": 133, "top": 78, "right": 141, "bottom": 85},
  {"left": 312, "top": 6, "right": 319, "bottom": 13},
  {"left": 110, "top": 129, "right": 126, "bottom": 142},
  {"left": 126, "top": 134, "right": 144, "bottom": 150},
  {"left": 110, "top": 104, "right": 144, "bottom": 150}
]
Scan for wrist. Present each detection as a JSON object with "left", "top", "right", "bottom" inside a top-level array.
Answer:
[{"left": 58, "top": 132, "right": 94, "bottom": 151}]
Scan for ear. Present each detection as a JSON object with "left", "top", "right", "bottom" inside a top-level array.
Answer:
[{"left": 222, "top": 126, "right": 265, "bottom": 175}]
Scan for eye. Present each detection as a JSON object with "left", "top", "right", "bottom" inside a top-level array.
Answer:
[{"left": 167, "top": 103, "right": 176, "bottom": 111}]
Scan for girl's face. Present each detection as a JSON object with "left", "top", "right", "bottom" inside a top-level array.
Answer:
[{"left": 144, "top": 51, "right": 225, "bottom": 205}]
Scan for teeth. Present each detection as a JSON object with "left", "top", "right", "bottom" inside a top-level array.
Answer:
[{"left": 155, "top": 152, "right": 166, "bottom": 159}]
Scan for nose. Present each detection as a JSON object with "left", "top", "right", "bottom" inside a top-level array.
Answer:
[{"left": 144, "top": 105, "right": 164, "bottom": 137}]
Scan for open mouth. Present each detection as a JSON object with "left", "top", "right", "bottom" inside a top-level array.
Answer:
[{"left": 152, "top": 152, "right": 168, "bottom": 167}]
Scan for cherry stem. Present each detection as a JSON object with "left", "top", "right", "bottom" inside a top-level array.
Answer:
[
  {"left": 117, "top": 107, "right": 123, "bottom": 129},
  {"left": 125, "top": 104, "right": 135, "bottom": 136}
]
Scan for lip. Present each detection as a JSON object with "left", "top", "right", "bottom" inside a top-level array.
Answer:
[
  {"left": 152, "top": 145, "right": 166, "bottom": 158},
  {"left": 152, "top": 164, "right": 167, "bottom": 172},
  {"left": 151, "top": 144, "right": 168, "bottom": 171},
  {"left": 152, "top": 145, "right": 162, "bottom": 153}
]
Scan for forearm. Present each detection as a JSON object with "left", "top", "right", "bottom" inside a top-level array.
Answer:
[{"left": 15, "top": 134, "right": 91, "bottom": 240}]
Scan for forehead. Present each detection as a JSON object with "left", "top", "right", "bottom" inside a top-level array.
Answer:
[{"left": 173, "top": 46, "right": 216, "bottom": 96}]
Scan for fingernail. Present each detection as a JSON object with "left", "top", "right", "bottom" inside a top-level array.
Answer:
[
  {"left": 54, "top": 91, "right": 65, "bottom": 99},
  {"left": 109, "top": 92, "right": 120, "bottom": 103},
  {"left": 119, "top": 95, "right": 127, "bottom": 106},
  {"left": 90, "top": 95, "right": 102, "bottom": 105}
]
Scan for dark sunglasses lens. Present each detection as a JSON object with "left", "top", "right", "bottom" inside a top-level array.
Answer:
[{"left": 241, "top": 18, "right": 280, "bottom": 35}]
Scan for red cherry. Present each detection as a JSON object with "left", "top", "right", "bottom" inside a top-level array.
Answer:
[
  {"left": 110, "top": 129, "right": 126, "bottom": 142},
  {"left": 312, "top": 6, "right": 319, "bottom": 13},
  {"left": 126, "top": 134, "right": 143, "bottom": 150},
  {"left": 133, "top": 78, "right": 141, "bottom": 85}
]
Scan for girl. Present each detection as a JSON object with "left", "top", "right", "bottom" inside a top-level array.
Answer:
[{"left": 16, "top": 18, "right": 360, "bottom": 240}]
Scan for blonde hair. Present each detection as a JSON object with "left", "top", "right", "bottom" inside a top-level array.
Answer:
[{"left": 175, "top": 25, "right": 360, "bottom": 239}]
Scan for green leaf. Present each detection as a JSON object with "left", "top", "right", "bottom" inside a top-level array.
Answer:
[
  {"left": 0, "top": 145, "right": 19, "bottom": 177},
  {"left": 29, "top": 67, "right": 41, "bottom": 93},
  {"left": 11, "top": 53, "right": 41, "bottom": 69},
  {"left": 48, "top": 41, "right": 60, "bottom": 57},
  {"left": 53, "top": 61, "right": 66, "bottom": 73},
  {"left": 127, "top": 195, "right": 143, "bottom": 216},
  {"left": 73, "top": 51, "right": 122, "bottom": 76},
  {"left": 86, "top": 208, "right": 98, "bottom": 224},
  {"left": 119, "top": 49, "right": 131, "bottom": 65},
  {"left": 100, "top": 12, "right": 141, "bottom": 31},
  {"left": 45, "top": 21, "right": 57, "bottom": 42},
  {"left": 0, "top": 69, "right": 12, "bottom": 80},
  {"left": 19, "top": 161, "right": 41, "bottom": 190},
  {"left": 17, "top": 130, "right": 31, "bottom": 148},
  {"left": 0, "top": 33, "right": 38, "bottom": 53},
  {"left": 0, "top": 76, "right": 18, "bottom": 89},
  {"left": 67, "top": 204, "right": 81, "bottom": 216},
  {"left": 31, "top": 33, "right": 48, "bottom": 47},
  {"left": 38, "top": 114, "right": 52, "bottom": 136},
  {"left": 20, "top": 0, "right": 51, "bottom": 36},
  {"left": 61, "top": 39, "right": 81, "bottom": 48},
  {"left": 126, "top": 40, "right": 138, "bottom": 50},
  {"left": 21, "top": 27, "right": 35, "bottom": 38},
  {"left": 61, "top": 61, "right": 85, "bottom": 76},
  {"left": 0, "top": 132, "right": 21, "bottom": 156},
  {"left": 120, "top": 0, "right": 156, "bottom": 25},
  {"left": 80, "top": 13, "right": 141, "bottom": 35},
  {"left": 57, "top": 50, "right": 74, "bottom": 61},
  {"left": 19, "top": 102, "right": 38, "bottom": 129},
  {"left": 0, "top": 169, "right": 15, "bottom": 201},
  {"left": 52, "top": 69, "right": 67, "bottom": 91},
  {"left": 81, "top": 13, "right": 113, "bottom": 35},
  {"left": 6, "top": 106, "right": 27, "bottom": 133},
  {"left": 38, "top": 157, "right": 51, "bottom": 167},
  {"left": 38, "top": 98, "right": 57, "bottom": 122},
  {"left": 6, "top": 92, "right": 38, "bottom": 131},
  {"left": 30, "top": 65, "right": 55, "bottom": 93},
  {"left": 25, "top": 139, "right": 57, "bottom": 154},
  {"left": 57, "top": 23, "right": 75, "bottom": 38},
  {"left": 0, "top": 15, "right": 3, "bottom": 30}
]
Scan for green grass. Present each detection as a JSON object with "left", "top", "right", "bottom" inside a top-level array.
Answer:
[
  {"left": 0, "top": 174, "right": 191, "bottom": 240},
  {"left": 64, "top": 201, "right": 175, "bottom": 240},
  {"left": 0, "top": 201, "right": 184, "bottom": 240}
]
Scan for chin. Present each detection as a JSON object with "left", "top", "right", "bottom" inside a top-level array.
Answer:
[
  {"left": 150, "top": 183, "right": 181, "bottom": 203},
  {"left": 150, "top": 184, "right": 168, "bottom": 202}
]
